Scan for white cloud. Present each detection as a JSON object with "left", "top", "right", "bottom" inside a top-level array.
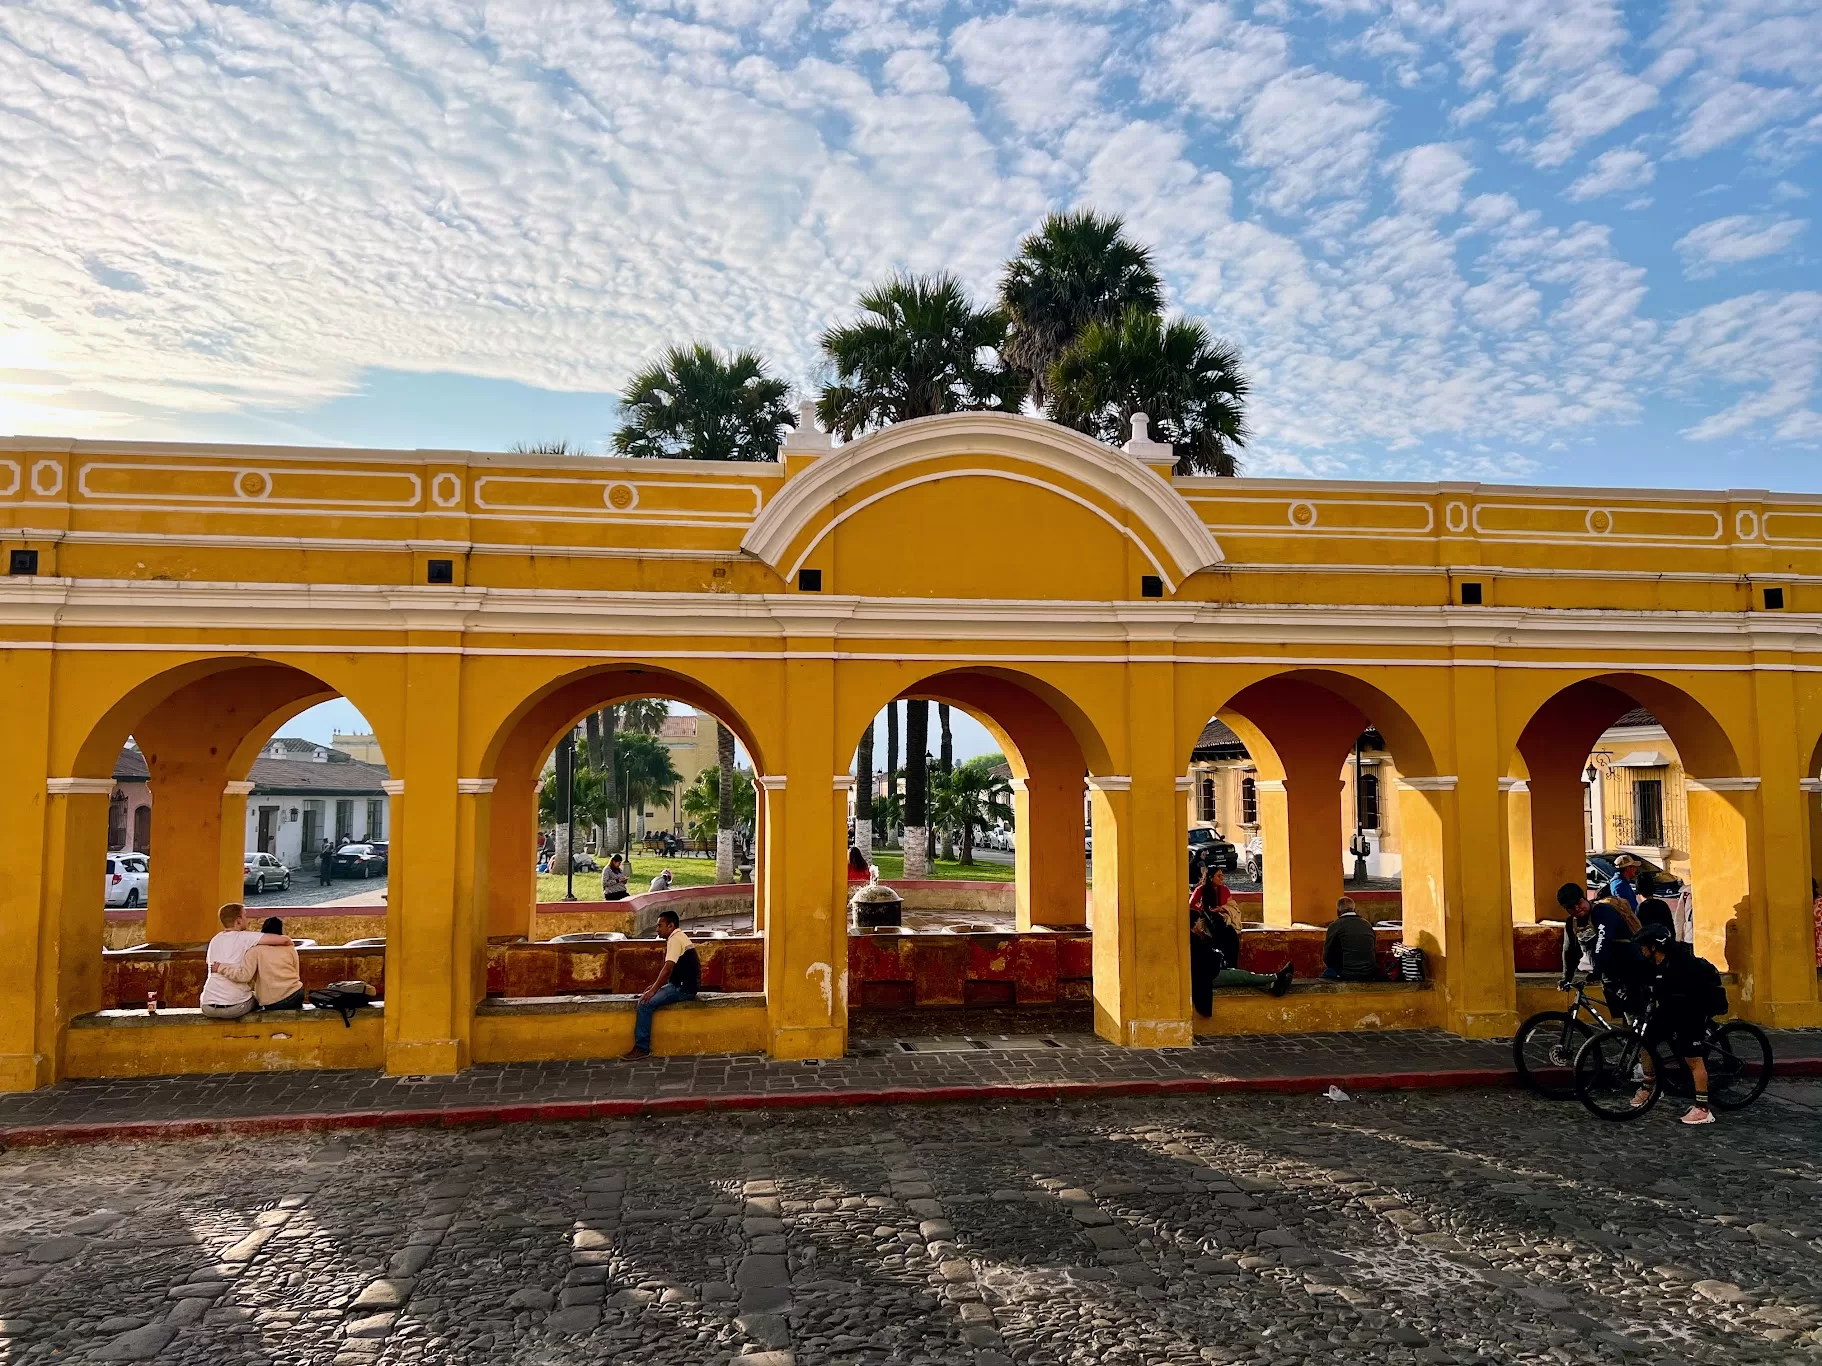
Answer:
[
  {"left": 948, "top": 13, "right": 1110, "bottom": 134},
  {"left": 1391, "top": 143, "right": 1473, "bottom": 216},
  {"left": 1675, "top": 215, "right": 1808, "bottom": 276},
  {"left": 1668, "top": 291, "right": 1822, "bottom": 441},
  {"left": 1566, "top": 147, "right": 1655, "bottom": 201},
  {"left": 1237, "top": 69, "right": 1388, "bottom": 213}
]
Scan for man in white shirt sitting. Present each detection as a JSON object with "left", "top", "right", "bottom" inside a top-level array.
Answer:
[{"left": 200, "top": 903, "right": 293, "bottom": 1019}]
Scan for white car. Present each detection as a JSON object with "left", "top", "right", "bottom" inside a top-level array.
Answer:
[
  {"left": 105, "top": 852, "right": 149, "bottom": 908},
  {"left": 243, "top": 851, "right": 292, "bottom": 895}
]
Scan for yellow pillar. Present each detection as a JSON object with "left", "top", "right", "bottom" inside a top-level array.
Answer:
[
  {"left": 1526, "top": 768, "right": 1588, "bottom": 922},
  {"left": 1438, "top": 665, "right": 1518, "bottom": 1037},
  {"left": 1280, "top": 764, "right": 1345, "bottom": 924},
  {"left": 385, "top": 643, "right": 469, "bottom": 1075},
  {"left": 1806, "top": 781, "right": 1822, "bottom": 893},
  {"left": 1, "top": 648, "right": 59, "bottom": 1090},
  {"left": 1741, "top": 671, "right": 1822, "bottom": 1027},
  {"left": 485, "top": 765, "right": 540, "bottom": 940},
  {"left": 1685, "top": 782, "right": 1751, "bottom": 974},
  {"left": 220, "top": 781, "right": 254, "bottom": 910},
  {"left": 142, "top": 765, "right": 233, "bottom": 943},
  {"left": 1090, "top": 659, "right": 1192, "bottom": 1049},
  {"left": 1015, "top": 760, "right": 1089, "bottom": 929},
  {"left": 765, "top": 654, "right": 842, "bottom": 1059},
  {"left": 1255, "top": 779, "right": 1292, "bottom": 926},
  {"left": 1503, "top": 778, "right": 1536, "bottom": 924},
  {"left": 456, "top": 779, "right": 494, "bottom": 1017}
]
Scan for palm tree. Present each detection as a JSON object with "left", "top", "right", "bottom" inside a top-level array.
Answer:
[
  {"left": 930, "top": 757, "right": 1015, "bottom": 866},
  {"left": 715, "top": 720, "right": 739, "bottom": 882},
  {"left": 999, "top": 209, "right": 1164, "bottom": 408},
  {"left": 1047, "top": 306, "right": 1249, "bottom": 477},
  {"left": 584, "top": 699, "right": 671, "bottom": 855},
  {"left": 540, "top": 763, "right": 608, "bottom": 853},
  {"left": 937, "top": 703, "right": 954, "bottom": 861},
  {"left": 817, "top": 273, "right": 1025, "bottom": 440},
  {"left": 615, "top": 731, "right": 682, "bottom": 845},
  {"left": 510, "top": 439, "right": 576, "bottom": 455},
  {"left": 854, "top": 719, "right": 875, "bottom": 851},
  {"left": 885, "top": 703, "right": 899, "bottom": 846},
  {"left": 612, "top": 344, "right": 794, "bottom": 461},
  {"left": 682, "top": 763, "right": 756, "bottom": 846},
  {"left": 904, "top": 700, "right": 930, "bottom": 877}
]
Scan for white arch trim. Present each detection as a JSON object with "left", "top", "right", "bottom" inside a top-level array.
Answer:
[{"left": 742, "top": 413, "right": 1224, "bottom": 588}]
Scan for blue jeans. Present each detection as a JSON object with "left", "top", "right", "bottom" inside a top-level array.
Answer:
[{"left": 634, "top": 983, "right": 695, "bottom": 1051}]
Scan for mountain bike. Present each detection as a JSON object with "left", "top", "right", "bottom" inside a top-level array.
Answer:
[
  {"left": 1572, "top": 1002, "right": 1773, "bottom": 1121},
  {"left": 1513, "top": 978, "right": 1616, "bottom": 1100}
]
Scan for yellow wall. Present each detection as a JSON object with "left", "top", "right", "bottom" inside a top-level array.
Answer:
[{"left": 5, "top": 412, "right": 1822, "bottom": 1088}]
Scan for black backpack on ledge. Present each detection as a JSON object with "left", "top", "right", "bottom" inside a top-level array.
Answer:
[{"left": 309, "top": 980, "right": 376, "bottom": 1027}]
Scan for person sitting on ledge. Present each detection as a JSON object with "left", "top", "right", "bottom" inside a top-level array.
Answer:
[
  {"left": 623, "top": 909, "right": 700, "bottom": 1060},
  {"left": 219, "top": 916, "right": 307, "bottom": 1012},
  {"left": 1189, "top": 864, "right": 1292, "bottom": 1015},
  {"left": 200, "top": 903, "right": 293, "bottom": 1019},
  {"left": 1322, "top": 897, "right": 1381, "bottom": 981},
  {"left": 649, "top": 866, "right": 674, "bottom": 893},
  {"left": 847, "top": 844, "right": 872, "bottom": 883}
]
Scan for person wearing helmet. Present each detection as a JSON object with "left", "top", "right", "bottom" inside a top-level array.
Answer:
[{"left": 1634, "top": 921, "right": 1730, "bottom": 1125}]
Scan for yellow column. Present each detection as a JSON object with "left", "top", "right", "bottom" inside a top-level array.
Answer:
[
  {"left": 1806, "top": 780, "right": 1822, "bottom": 893},
  {"left": 1437, "top": 665, "right": 1519, "bottom": 1037},
  {"left": 1090, "top": 659, "right": 1192, "bottom": 1049},
  {"left": 1255, "top": 779, "right": 1292, "bottom": 926},
  {"left": 385, "top": 643, "right": 469, "bottom": 1075},
  {"left": 1502, "top": 778, "right": 1536, "bottom": 924},
  {"left": 220, "top": 781, "right": 254, "bottom": 909},
  {"left": 142, "top": 765, "right": 234, "bottom": 943},
  {"left": 1740, "top": 671, "right": 1822, "bottom": 1027},
  {"left": 765, "top": 653, "right": 843, "bottom": 1059},
  {"left": 456, "top": 779, "right": 494, "bottom": 1017},
  {"left": 1, "top": 647, "right": 58, "bottom": 1090},
  {"left": 1280, "top": 763, "right": 1345, "bottom": 924},
  {"left": 1685, "top": 782, "right": 1751, "bottom": 974}
]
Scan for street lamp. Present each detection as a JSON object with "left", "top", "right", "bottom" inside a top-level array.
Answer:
[
  {"left": 1349, "top": 733, "right": 1369, "bottom": 885},
  {"left": 557, "top": 732, "right": 578, "bottom": 902}
]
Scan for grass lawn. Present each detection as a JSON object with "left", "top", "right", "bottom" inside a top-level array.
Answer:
[{"left": 535, "top": 850, "right": 1016, "bottom": 900}]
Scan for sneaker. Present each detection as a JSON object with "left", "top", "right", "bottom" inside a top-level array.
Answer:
[
  {"left": 1680, "top": 1106, "right": 1715, "bottom": 1126},
  {"left": 1271, "top": 964, "right": 1293, "bottom": 997},
  {"left": 621, "top": 1046, "right": 650, "bottom": 1061},
  {"left": 1630, "top": 1086, "right": 1654, "bottom": 1108}
]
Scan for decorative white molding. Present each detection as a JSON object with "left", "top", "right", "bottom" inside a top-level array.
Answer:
[
  {"left": 1085, "top": 775, "right": 1132, "bottom": 791},
  {"left": 1007, "top": 776, "right": 1028, "bottom": 793},
  {"left": 755, "top": 774, "right": 787, "bottom": 790},
  {"left": 223, "top": 780, "right": 257, "bottom": 797},
  {"left": 46, "top": 776, "right": 115, "bottom": 795},
  {"left": 831, "top": 775, "right": 855, "bottom": 790},
  {"left": 1800, "top": 778, "right": 1822, "bottom": 794},
  {"left": 1175, "top": 776, "right": 1195, "bottom": 791},
  {"left": 1253, "top": 778, "right": 1286, "bottom": 793},
  {"left": 742, "top": 412, "right": 1224, "bottom": 588},
  {"left": 1122, "top": 412, "right": 1174, "bottom": 466},
  {"left": 1397, "top": 776, "right": 1459, "bottom": 791},
  {"left": 1498, "top": 778, "right": 1530, "bottom": 793},
  {"left": 457, "top": 778, "right": 497, "bottom": 795},
  {"left": 380, "top": 780, "right": 405, "bottom": 796},
  {"left": 782, "top": 401, "right": 834, "bottom": 454},
  {"left": 1685, "top": 776, "right": 1761, "bottom": 793}
]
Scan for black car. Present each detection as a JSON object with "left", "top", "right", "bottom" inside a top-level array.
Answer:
[
  {"left": 332, "top": 843, "right": 389, "bottom": 879},
  {"left": 1187, "top": 825, "right": 1239, "bottom": 881},
  {"left": 1586, "top": 851, "right": 1681, "bottom": 898}
]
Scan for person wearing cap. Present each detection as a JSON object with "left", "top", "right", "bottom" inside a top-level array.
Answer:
[
  {"left": 1607, "top": 854, "right": 1644, "bottom": 912},
  {"left": 1633, "top": 922, "right": 1729, "bottom": 1124},
  {"left": 1555, "top": 883, "right": 1648, "bottom": 1019}
]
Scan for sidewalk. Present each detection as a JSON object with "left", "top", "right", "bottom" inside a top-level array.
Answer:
[{"left": 3, "top": 1026, "right": 1818, "bottom": 1146}]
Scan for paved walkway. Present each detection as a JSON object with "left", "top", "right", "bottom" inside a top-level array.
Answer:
[{"left": 4, "top": 1027, "right": 1819, "bottom": 1145}]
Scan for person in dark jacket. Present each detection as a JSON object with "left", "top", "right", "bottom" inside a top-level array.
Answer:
[
  {"left": 1556, "top": 883, "right": 1648, "bottom": 1017},
  {"left": 1322, "top": 896, "right": 1380, "bottom": 980},
  {"left": 316, "top": 840, "right": 335, "bottom": 886}
]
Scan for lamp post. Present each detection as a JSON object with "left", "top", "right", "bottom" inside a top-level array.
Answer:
[
  {"left": 558, "top": 732, "right": 578, "bottom": 902},
  {"left": 1349, "top": 733, "right": 1369, "bottom": 885}
]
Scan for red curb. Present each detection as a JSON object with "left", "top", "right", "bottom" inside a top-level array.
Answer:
[{"left": 4, "top": 1056, "right": 1812, "bottom": 1149}]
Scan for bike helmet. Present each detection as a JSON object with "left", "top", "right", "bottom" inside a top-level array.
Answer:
[{"left": 1633, "top": 922, "right": 1675, "bottom": 950}]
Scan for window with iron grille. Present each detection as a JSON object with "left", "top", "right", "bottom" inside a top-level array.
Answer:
[
  {"left": 1241, "top": 776, "right": 1257, "bottom": 825},
  {"left": 1357, "top": 772, "right": 1380, "bottom": 830},
  {"left": 1199, "top": 777, "right": 1217, "bottom": 823}
]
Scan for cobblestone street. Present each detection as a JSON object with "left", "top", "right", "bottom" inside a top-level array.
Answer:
[{"left": 3, "top": 1082, "right": 1820, "bottom": 1365}]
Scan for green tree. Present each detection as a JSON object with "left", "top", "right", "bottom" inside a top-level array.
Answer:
[
  {"left": 817, "top": 273, "right": 1025, "bottom": 440},
  {"left": 681, "top": 762, "right": 756, "bottom": 845},
  {"left": 1047, "top": 306, "right": 1249, "bottom": 477},
  {"left": 583, "top": 698, "right": 671, "bottom": 854},
  {"left": 612, "top": 343, "right": 794, "bottom": 461},
  {"left": 540, "top": 762, "right": 608, "bottom": 842},
  {"left": 613, "top": 730, "right": 682, "bottom": 848},
  {"left": 998, "top": 209, "right": 1164, "bottom": 408},
  {"left": 930, "top": 756, "right": 1015, "bottom": 865}
]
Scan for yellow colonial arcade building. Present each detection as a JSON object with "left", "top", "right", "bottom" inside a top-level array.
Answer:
[{"left": 3, "top": 410, "right": 1822, "bottom": 1091}]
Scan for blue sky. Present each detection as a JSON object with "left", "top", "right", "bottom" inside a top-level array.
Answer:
[{"left": 1, "top": 0, "right": 1817, "bottom": 491}]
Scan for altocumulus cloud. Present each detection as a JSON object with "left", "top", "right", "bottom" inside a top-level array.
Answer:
[{"left": 0, "top": 0, "right": 1819, "bottom": 478}]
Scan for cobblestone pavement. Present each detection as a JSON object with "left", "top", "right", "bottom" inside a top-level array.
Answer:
[
  {"left": 254, "top": 877, "right": 387, "bottom": 912},
  {"left": 3, "top": 1082, "right": 1821, "bottom": 1364},
  {"left": 3, "top": 1028, "right": 1819, "bottom": 1133}
]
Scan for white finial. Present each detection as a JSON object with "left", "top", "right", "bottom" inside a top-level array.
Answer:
[
  {"left": 783, "top": 398, "right": 833, "bottom": 453},
  {"left": 1122, "top": 411, "right": 1174, "bottom": 464}
]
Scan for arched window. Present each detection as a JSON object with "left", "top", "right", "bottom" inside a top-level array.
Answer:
[
  {"left": 1357, "top": 772, "right": 1380, "bottom": 830},
  {"left": 1241, "top": 776, "right": 1257, "bottom": 825},
  {"left": 1199, "top": 777, "right": 1217, "bottom": 823}
]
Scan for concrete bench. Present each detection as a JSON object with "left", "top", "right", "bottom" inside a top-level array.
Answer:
[
  {"left": 471, "top": 991, "right": 769, "bottom": 1062},
  {"left": 1194, "top": 977, "right": 1436, "bottom": 1037},
  {"left": 67, "top": 1004, "right": 385, "bottom": 1078}
]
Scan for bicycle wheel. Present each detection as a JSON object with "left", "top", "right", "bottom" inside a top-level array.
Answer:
[
  {"left": 1707, "top": 1021, "right": 1773, "bottom": 1110},
  {"left": 1574, "top": 1031, "right": 1661, "bottom": 1121},
  {"left": 1514, "top": 1011, "right": 1593, "bottom": 1100}
]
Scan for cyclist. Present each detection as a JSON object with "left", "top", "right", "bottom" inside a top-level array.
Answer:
[
  {"left": 1555, "top": 883, "right": 1648, "bottom": 1019},
  {"left": 1634, "top": 922, "right": 1731, "bottom": 1125}
]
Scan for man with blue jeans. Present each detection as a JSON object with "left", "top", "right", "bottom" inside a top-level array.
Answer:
[{"left": 624, "top": 910, "right": 700, "bottom": 1059}]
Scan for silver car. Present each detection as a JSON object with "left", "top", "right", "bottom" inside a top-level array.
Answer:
[{"left": 243, "top": 851, "right": 291, "bottom": 894}]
